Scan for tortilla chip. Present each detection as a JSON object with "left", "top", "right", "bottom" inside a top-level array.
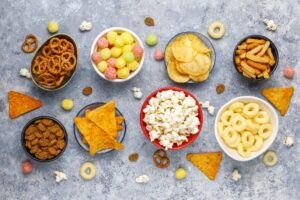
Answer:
[
  {"left": 116, "top": 116, "right": 124, "bottom": 125},
  {"left": 89, "top": 126, "right": 124, "bottom": 156},
  {"left": 186, "top": 152, "right": 222, "bottom": 180},
  {"left": 117, "top": 125, "right": 123, "bottom": 131},
  {"left": 85, "top": 109, "right": 91, "bottom": 117},
  {"left": 87, "top": 101, "right": 117, "bottom": 138},
  {"left": 8, "top": 91, "right": 42, "bottom": 119},
  {"left": 74, "top": 117, "right": 94, "bottom": 145},
  {"left": 261, "top": 86, "right": 294, "bottom": 116}
]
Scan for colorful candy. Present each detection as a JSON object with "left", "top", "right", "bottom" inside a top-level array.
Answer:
[
  {"left": 283, "top": 66, "right": 295, "bottom": 79},
  {"left": 154, "top": 49, "right": 164, "bottom": 61},
  {"left": 133, "top": 44, "right": 144, "bottom": 59},
  {"left": 115, "top": 57, "right": 126, "bottom": 68},
  {"left": 107, "top": 58, "right": 116, "bottom": 68},
  {"left": 97, "top": 37, "right": 109, "bottom": 49},
  {"left": 97, "top": 61, "right": 108, "bottom": 73},
  {"left": 61, "top": 99, "right": 73, "bottom": 110},
  {"left": 111, "top": 47, "right": 122, "bottom": 58},
  {"left": 100, "top": 48, "right": 111, "bottom": 60},
  {"left": 91, "top": 52, "right": 101, "bottom": 64},
  {"left": 107, "top": 31, "right": 117, "bottom": 45},
  {"left": 123, "top": 52, "right": 135, "bottom": 63},
  {"left": 22, "top": 161, "right": 32, "bottom": 174},
  {"left": 121, "top": 32, "right": 134, "bottom": 44},
  {"left": 104, "top": 67, "right": 117, "bottom": 80},
  {"left": 47, "top": 20, "right": 59, "bottom": 34},
  {"left": 146, "top": 34, "right": 158, "bottom": 46},
  {"left": 114, "top": 36, "right": 125, "bottom": 47},
  {"left": 127, "top": 61, "right": 139, "bottom": 71},
  {"left": 117, "top": 67, "right": 130, "bottom": 79}
]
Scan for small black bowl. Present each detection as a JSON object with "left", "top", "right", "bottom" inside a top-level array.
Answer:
[
  {"left": 21, "top": 116, "right": 68, "bottom": 162},
  {"left": 233, "top": 35, "right": 279, "bottom": 81}
]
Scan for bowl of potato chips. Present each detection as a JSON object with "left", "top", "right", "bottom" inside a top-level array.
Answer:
[
  {"left": 233, "top": 35, "right": 278, "bottom": 80},
  {"left": 164, "top": 32, "right": 215, "bottom": 83}
]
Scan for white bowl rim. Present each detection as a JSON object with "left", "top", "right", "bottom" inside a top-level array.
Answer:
[
  {"left": 90, "top": 27, "right": 145, "bottom": 82},
  {"left": 214, "top": 96, "right": 279, "bottom": 162}
]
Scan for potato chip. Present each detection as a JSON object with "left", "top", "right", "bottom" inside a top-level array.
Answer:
[
  {"left": 189, "top": 71, "right": 209, "bottom": 82},
  {"left": 87, "top": 101, "right": 117, "bottom": 138},
  {"left": 171, "top": 36, "right": 196, "bottom": 62},
  {"left": 261, "top": 86, "right": 294, "bottom": 116},
  {"left": 89, "top": 126, "right": 124, "bottom": 156},
  {"left": 167, "top": 61, "right": 190, "bottom": 83},
  {"left": 175, "top": 61, "right": 187, "bottom": 75},
  {"left": 8, "top": 91, "right": 43, "bottom": 119},
  {"left": 187, "top": 34, "right": 211, "bottom": 54},
  {"left": 186, "top": 152, "right": 222, "bottom": 180},
  {"left": 74, "top": 117, "right": 94, "bottom": 145}
]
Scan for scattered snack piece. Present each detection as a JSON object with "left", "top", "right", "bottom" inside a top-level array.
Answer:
[
  {"left": 261, "top": 86, "right": 294, "bottom": 116},
  {"left": 131, "top": 87, "right": 143, "bottom": 99},
  {"left": 82, "top": 86, "right": 93, "bottom": 96},
  {"left": 154, "top": 49, "right": 164, "bottom": 61},
  {"left": 22, "top": 34, "right": 38, "bottom": 53},
  {"left": 175, "top": 167, "right": 187, "bottom": 180},
  {"left": 234, "top": 37, "right": 276, "bottom": 79},
  {"left": 231, "top": 169, "right": 241, "bottom": 182},
  {"left": 283, "top": 136, "right": 294, "bottom": 147},
  {"left": 128, "top": 153, "right": 139, "bottom": 162},
  {"left": 54, "top": 171, "right": 67, "bottom": 183},
  {"left": 263, "top": 150, "right": 278, "bottom": 167},
  {"left": 144, "top": 17, "right": 155, "bottom": 26},
  {"left": 61, "top": 98, "right": 73, "bottom": 110},
  {"left": 47, "top": 20, "right": 59, "bottom": 34},
  {"left": 22, "top": 161, "right": 32, "bottom": 174},
  {"left": 201, "top": 101, "right": 210, "bottom": 109},
  {"left": 20, "top": 68, "right": 31, "bottom": 79},
  {"left": 8, "top": 91, "right": 42, "bottom": 119},
  {"left": 207, "top": 105, "right": 215, "bottom": 116},
  {"left": 263, "top": 19, "right": 278, "bottom": 31},
  {"left": 283, "top": 66, "right": 295, "bottom": 79},
  {"left": 80, "top": 162, "right": 96, "bottom": 180},
  {"left": 208, "top": 21, "right": 225, "bottom": 39},
  {"left": 216, "top": 84, "right": 225, "bottom": 94},
  {"left": 186, "top": 152, "right": 222, "bottom": 180},
  {"left": 24, "top": 118, "right": 66, "bottom": 160},
  {"left": 31, "top": 36, "right": 77, "bottom": 89},
  {"left": 146, "top": 34, "right": 158, "bottom": 46},
  {"left": 79, "top": 21, "right": 92, "bottom": 32},
  {"left": 153, "top": 149, "right": 170, "bottom": 168},
  {"left": 135, "top": 174, "right": 149, "bottom": 184},
  {"left": 165, "top": 33, "right": 212, "bottom": 83}
]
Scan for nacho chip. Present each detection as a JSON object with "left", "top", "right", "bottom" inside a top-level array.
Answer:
[
  {"left": 89, "top": 126, "right": 124, "bottom": 156},
  {"left": 85, "top": 109, "right": 91, "bottom": 117},
  {"left": 8, "top": 91, "right": 42, "bottom": 119},
  {"left": 74, "top": 117, "right": 94, "bottom": 145},
  {"left": 117, "top": 125, "right": 123, "bottom": 131},
  {"left": 261, "top": 86, "right": 294, "bottom": 116},
  {"left": 186, "top": 152, "right": 222, "bottom": 180},
  {"left": 116, "top": 116, "right": 124, "bottom": 125},
  {"left": 87, "top": 101, "right": 117, "bottom": 138}
]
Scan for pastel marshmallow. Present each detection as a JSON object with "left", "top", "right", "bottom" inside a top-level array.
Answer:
[
  {"left": 283, "top": 66, "right": 295, "bottom": 79},
  {"left": 154, "top": 49, "right": 164, "bottom": 61}
]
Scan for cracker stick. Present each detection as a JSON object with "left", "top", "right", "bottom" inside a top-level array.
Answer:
[
  {"left": 240, "top": 53, "right": 246, "bottom": 59},
  {"left": 237, "top": 64, "right": 242, "bottom": 72},
  {"left": 267, "top": 48, "right": 274, "bottom": 60},
  {"left": 236, "top": 49, "right": 246, "bottom": 55},
  {"left": 238, "top": 43, "right": 247, "bottom": 50},
  {"left": 246, "top": 53, "right": 270, "bottom": 63},
  {"left": 263, "top": 70, "right": 270, "bottom": 79},
  {"left": 243, "top": 71, "right": 256, "bottom": 79},
  {"left": 235, "top": 56, "right": 241, "bottom": 64},
  {"left": 241, "top": 61, "right": 256, "bottom": 75},
  {"left": 246, "top": 42, "right": 260, "bottom": 50},
  {"left": 246, "top": 38, "right": 266, "bottom": 44},
  {"left": 257, "top": 41, "right": 270, "bottom": 56},
  {"left": 248, "top": 45, "right": 263, "bottom": 55},
  {"left": 257, "top": 72, "right": 264, "bottom": 78},
  {"left": 246, "top": 60, "right": 268, "bottom": 71}
]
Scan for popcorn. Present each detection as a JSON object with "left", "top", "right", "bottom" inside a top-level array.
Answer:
[
  {"left": 283, "top": 136, "right": 294, "bottom": 147},
  {"left": 132, "top": 87, "right": 143, "bottom": 99},
  {"left": 79, "top": 21, "right": 92, "bottom": 31},
  {"left": 232, "top": 169, "right": 241, "bottom": 182},
  {"left": 263, "top": 19, "right": 278, "bottom": 31},
  {"left": 208, "top": 106, "right": 215, "bottom": 115},
  {"left": 54, "top": 171, "right": 67, "bottom": 183},
  {"left": 143, "top": 90, "right": 200, "bottom": 149},
  {"left": 20, "top": 68, "right": 31, "bottom": 79},
  {"left": 135, "top": 174, "right": 149, "bottom": 184}
]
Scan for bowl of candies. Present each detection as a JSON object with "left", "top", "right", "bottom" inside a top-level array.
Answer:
[{"left": 90, "top": 27, "right": 145, "bottom": 82}]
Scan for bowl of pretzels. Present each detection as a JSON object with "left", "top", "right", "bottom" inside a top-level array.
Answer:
[{"left": 30, "top": 34, "right": 78, "bottom": 91}]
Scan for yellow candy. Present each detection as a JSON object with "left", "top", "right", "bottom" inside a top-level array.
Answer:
[
  {"left": 127, "top": 60, "right": 139, "bottom": 71},
  {"left": 122, "top": 45, "right": 133, "bottom": 52},
  {"left": 107, "top": 31, "right": 117, "bottom": 45},
  {"left": 61, "top": 99, "right": 73, "bottom": 110},
  {"left": 111, "top": 47, "right": 122, "bottom": 58},
  {"left": 114, "top": 36, "right": 124, "bottom": 47},
  {"left": 117, "top": 67, "right": 130, "bottom": 79},
  {"left": 47, "top": 20, "right": 59, "bottom": 34},
  {"left": 175, "top": 168, "right": 187, "bottom": 180},
  {"left": 100, "top": 48, "right": 111, "bottom": 60},
  {"left": 121, "top": 32, "right": 134, "bottom": 44},
  {"left": 115, "top": 57, "right": 126, "bottom": 68},
  {"left": 97, "top": 61, "right": 108, "bottom": 73}
]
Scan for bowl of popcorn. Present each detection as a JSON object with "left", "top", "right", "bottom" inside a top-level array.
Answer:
[
  {"left": 90, "top": 27, "right": 145, "bottom": 82},
  {"left": 140, "top": 87, "right": 203, "bottom": 150},
  {"left": 214, "top": 96, "right": 278, "bottom": 161}
]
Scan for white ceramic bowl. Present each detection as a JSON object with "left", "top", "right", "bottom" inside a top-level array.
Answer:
[
  {"left": 214, "top": 96, "right": 278, "bottom": 162},
  {"left": 90, "top": 27, "right": 145, "bottom": 82}
]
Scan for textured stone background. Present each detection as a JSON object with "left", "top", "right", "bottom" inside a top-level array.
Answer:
[{"left": 0, "top": 0, "right": 299, "bottom": 199}]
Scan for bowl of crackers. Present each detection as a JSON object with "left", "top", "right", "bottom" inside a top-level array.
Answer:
[
  {"left": 164, "top": 32, "right": 215, "bottom": 83},
  {"left": 30, "top": 34, "right": 78, "bottom": 91},
  {"left": 21, "top": 116, "right": 68, "bottom": 162},
  {"left": 233, "top": 35, "right": 278, "bottom": 80}
]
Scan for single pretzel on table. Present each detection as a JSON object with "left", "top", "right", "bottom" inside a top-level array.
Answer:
[
  {"left": 22, "top": 34, "right": 38, "bottom": 53},
  {"left": 153, "top": 149, "right": 170, "bottom": 168}
]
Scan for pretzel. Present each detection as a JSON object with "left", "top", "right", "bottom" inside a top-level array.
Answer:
[
  {"left": 48, "top": 57, "right": 61, "bottom": 75},
  {"left": 22, "top": 34, "right": 38, "bottom": 53},
  {"left": 153, "top": 149, "right": 170, "bottom": 168},
  {"left": 34, "top": 55, "right": 48, "bottom": 64},
  {"left": 32, "top": 60, "right": 47, "bottom": 75},
  {"left": 49, "top": 38, "right": 62, "bottom": 54},
  {"left": 37, "top": 73, "right": 56, "bottom": 87},
  {"left": 66, "top": 41, "right": 75, "bottom": 53},
  {"left": 42, "top": 45, "right": 52, "bottom": 57},
  {"left": 60, "top": 39, "right": 69, "bottom": 52},
  {"left": 61, "top": 52, "right": 76, "bottom": 69},
  {"left": 55, "top": 76, "right": 65, "bottom": 87}
]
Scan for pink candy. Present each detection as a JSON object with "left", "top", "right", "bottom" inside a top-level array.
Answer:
[
  {"left": 91, "top": 52, "right": 101, "bottom": 64},
  {"left": 133, "top": 44, "right": 144, "bottom": 59},
  {"left": 104, "top": 67, "right": 117, "bottom": 80},
  {"left": 107, "top": 58, "right": 116, "bottom": 68},
  {"left": 97, "top": 37, "right": 109, "bottom": 49},
  {"left": 283, "top": 66, "right": 295, "bottom": 79},
  {"left": 154, "top": 49, "right": 164, "bottom": 61}
]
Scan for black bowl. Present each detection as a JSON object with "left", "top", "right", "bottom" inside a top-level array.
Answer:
[
  {"left": 233, "top": 35, "right": 279, "bottom": 81},
  {"left": 21, "top": 116, "right": 68, "bottom": 162},
  {"left": 73, "top": 102, "right": 126, "bottom": 154}
]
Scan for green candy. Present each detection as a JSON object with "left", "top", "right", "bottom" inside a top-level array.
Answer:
[{"left": 146, "top": 34, "right": 158, "bottom": 46}]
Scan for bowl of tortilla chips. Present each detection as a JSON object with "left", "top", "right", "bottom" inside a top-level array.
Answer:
[{"left": 73, "top": 101, "right": 126, "bottom": 155}]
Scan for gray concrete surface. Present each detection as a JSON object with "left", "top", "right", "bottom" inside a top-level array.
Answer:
[{"left": 0, "top": 0, "right": 299, "bottom": 199}]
